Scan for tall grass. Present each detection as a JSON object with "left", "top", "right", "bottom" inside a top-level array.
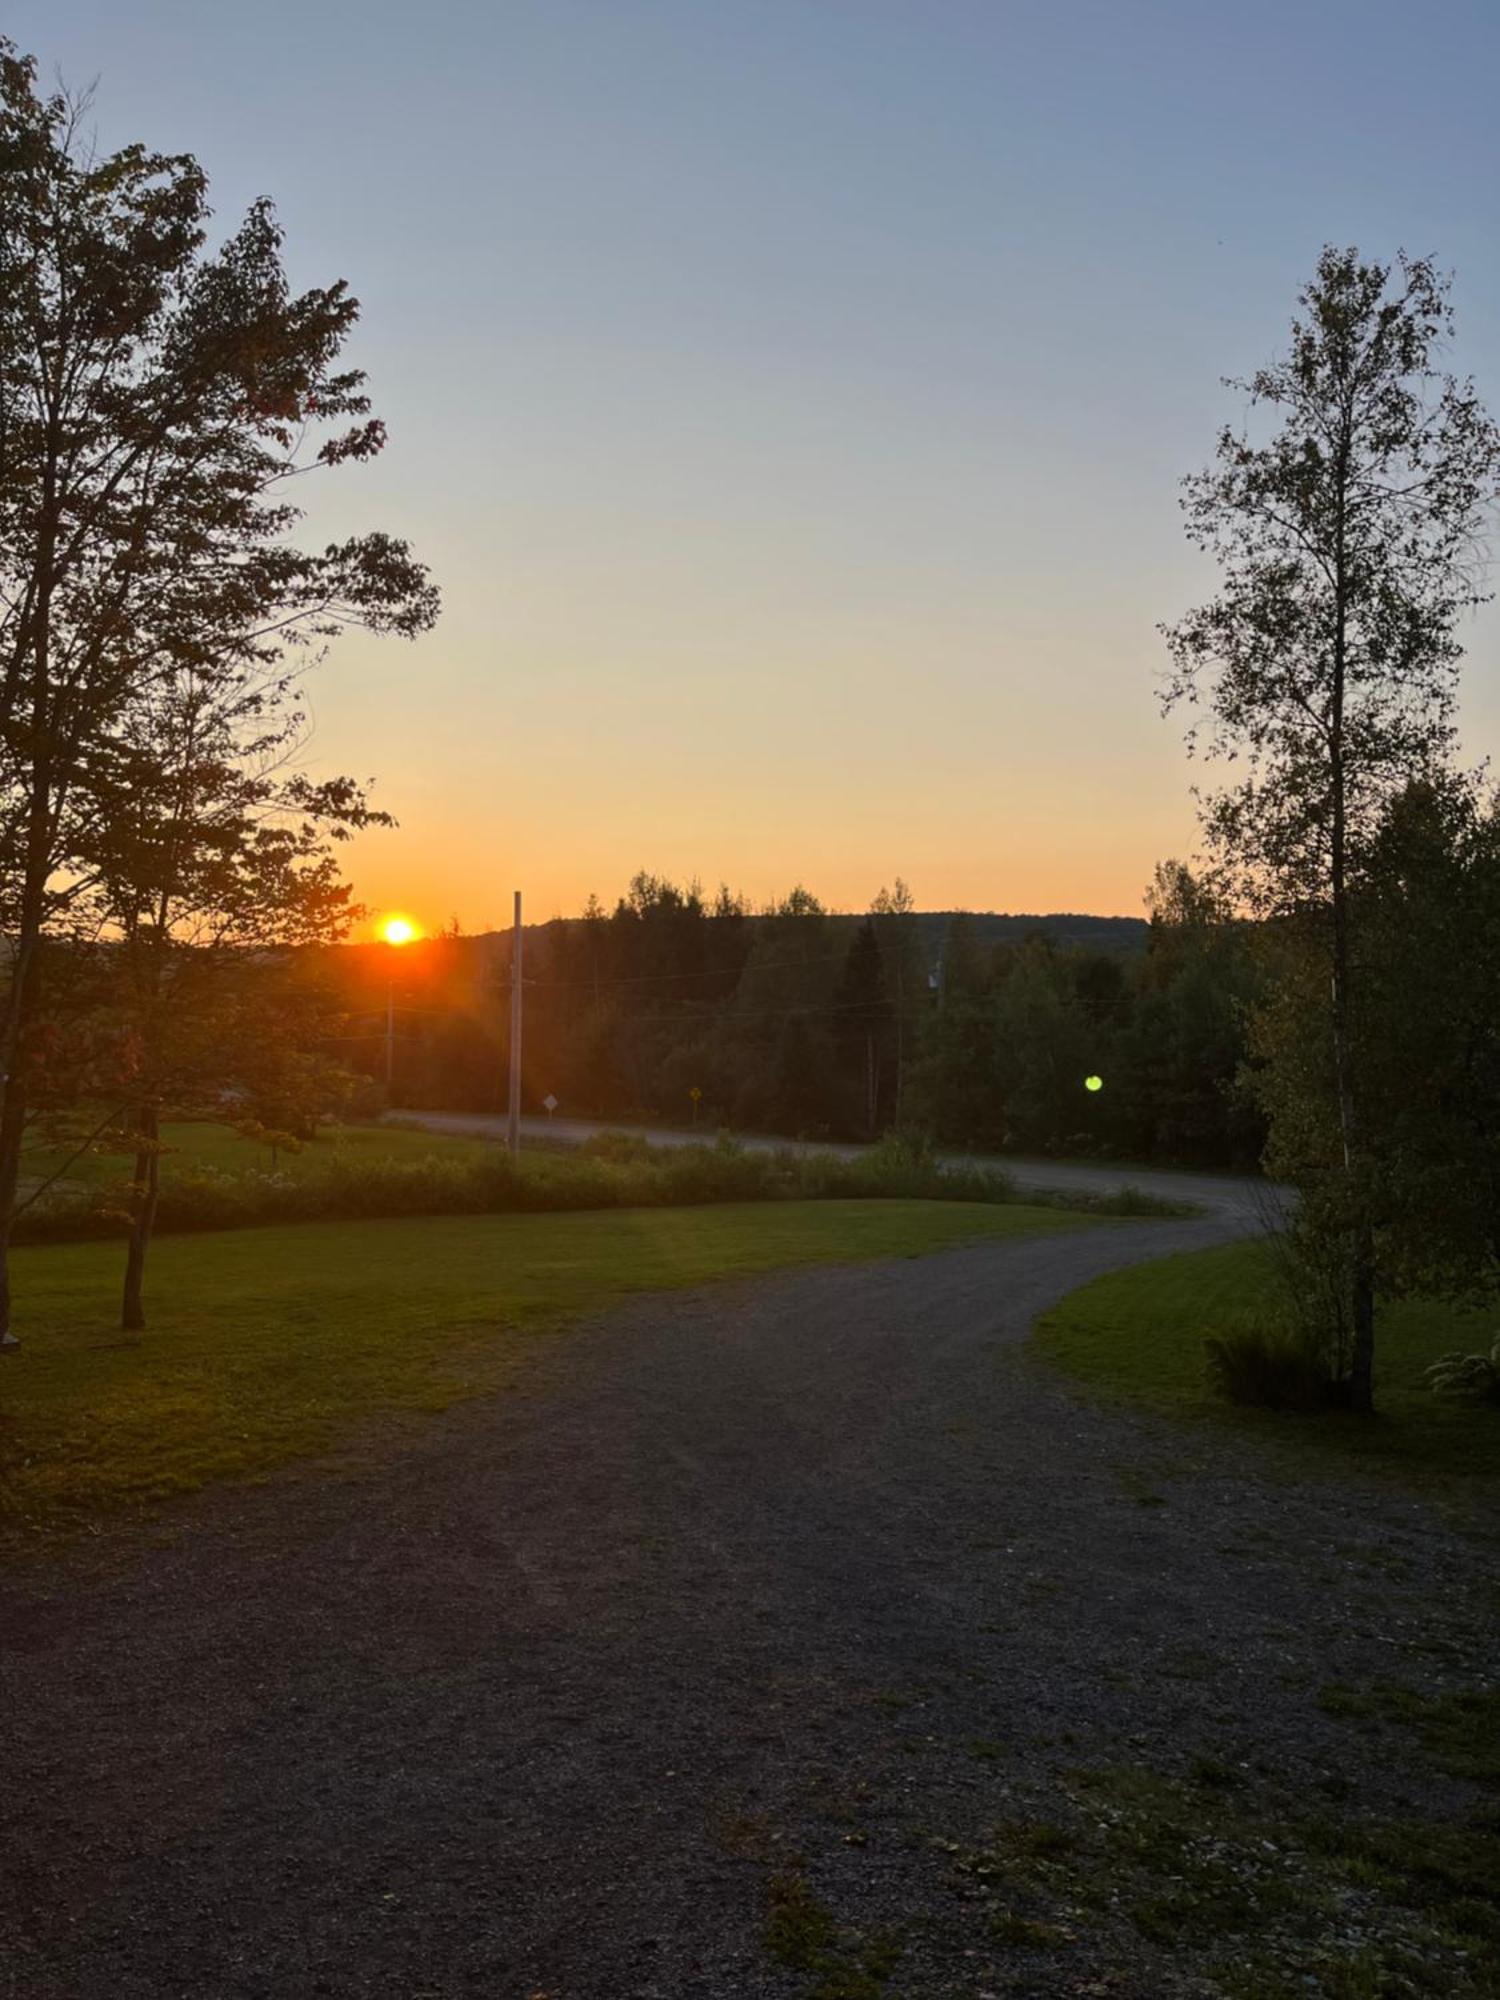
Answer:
[{"left": 12, "top": 1128, "right": 1190, "bottom": 1245}]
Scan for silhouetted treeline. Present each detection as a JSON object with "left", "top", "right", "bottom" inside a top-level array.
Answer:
[{"left": 327, "top": 868, "right": 1264, "bottom": 1167}]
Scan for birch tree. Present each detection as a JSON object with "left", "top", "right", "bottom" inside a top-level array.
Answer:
[{"left": 1162, "top": 247, "right": 1500, "bottom": 1411}]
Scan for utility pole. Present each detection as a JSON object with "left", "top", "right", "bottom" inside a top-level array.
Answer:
[{"left": 507, "top": 889, "right": 523, "bottom": 1156}]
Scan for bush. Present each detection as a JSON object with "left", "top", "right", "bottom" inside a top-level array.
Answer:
[
  {"left": 868, "top": 1126, "right": 936, "bottom": 1171},
  {"left": 1080, "top": 1185, "right": 1186, "bottom": 1219},
  {"left": 1423, "top": 1336, "right": 1500, "bottom": 1404},
  {"left": 1204, "top": 1325, "right": 1347, "bottom": 1412},
  {"left": 578, "top": 1129, "right": 657, "bottom": 1165},
  {"left": 839, "top": 1130, "right": 1020, "bottom": 1204},
  {"left": 656, "top": 1141, "right": 773, "bottom": 1205},
  {"left": 7, "top": 1126, "right": 1192, "bottom": 1246}
]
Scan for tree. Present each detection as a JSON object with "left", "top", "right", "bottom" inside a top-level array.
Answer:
[
  {"left": 908, "top": 918, "right": 1005, "bottom": 1148},
  {"left": 0, "top": 46, "right": 438, "bottom": 1342},
  {"left": 728, "top": 887, "right": 836, "bottom": 1133},
  {"left": 1121, "top": 862, "right": 1262, "bottom": 1166},
  {"left": 835, "top": 917, "right": 889, "bottom": 1136},
  {"left": 870, "top": 879, "right": 925, "bottom": 1124},
  {"left": 988, "top": 937, "right": 1092, "bottom": 1151},
  {"left": 1162, "top": 247, "right": 1500, "bottom": 1409},
  {"left": 84, "top": 654, "right": 387, "bottom": 1330},
  {"left": 1251, "top": 774, "right": 1500, "bottom": 1311},
  {"left": 1359, "top": 779, "right": 1500, "bottom": 1297}
]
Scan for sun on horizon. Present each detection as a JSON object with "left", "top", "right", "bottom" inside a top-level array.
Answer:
[{"left": 379, "top": 914, "right": 419, "bottom": 946}]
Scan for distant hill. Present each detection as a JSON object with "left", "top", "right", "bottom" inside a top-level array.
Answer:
[
  {"left": 431, "top": 908, "right": 1151, "bottom": 961},
  {"left": 916, "top": 911, "right": 1148, "bottom": 955}
]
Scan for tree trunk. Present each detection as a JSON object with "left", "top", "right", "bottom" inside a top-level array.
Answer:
[
  {"left": 1330, "top": 922, "right": 1376, "bottom": 1412},
  {"left": 121, "top": 1103, "right": 161, "bottom": 1334},
  {"left": 1329, "top": 415, "right": 1376, "bottom": 1415},
  {"left": 0, "top": 1071, "right": 28, "bottom": 1353},
  {"left": 0, "top": 450, "right": 62, "bottom": 1349},
  {"left": 1349, "top": 1214, "right": 1376, "bottom": 1413},
  {"left": 0, "top": 874, "right": 48, "bottom": 1350}
]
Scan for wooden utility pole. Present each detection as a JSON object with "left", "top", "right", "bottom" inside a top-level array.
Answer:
[{"left": 507, "top": 889, "right": 523, "bottom": 1156}]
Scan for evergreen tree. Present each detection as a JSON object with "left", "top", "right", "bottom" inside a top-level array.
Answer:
[{"left": 835, "top": 917, "right": 890, "bottom": 1136}]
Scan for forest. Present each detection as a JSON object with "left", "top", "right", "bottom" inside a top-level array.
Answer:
[{"left": 326, "top": 866, "right": 1264, "bottom": 1168}]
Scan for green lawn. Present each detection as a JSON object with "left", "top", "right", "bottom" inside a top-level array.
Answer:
[
  {"left": 24, "top": 1115, "right": 489, "bottom": 1189},
  {"left": 1036, "top": 1238, "right": 1500, "bottom": 1495},
  {"left": 0, "top": 1197, "right": 1087, "bottom": 1547}
]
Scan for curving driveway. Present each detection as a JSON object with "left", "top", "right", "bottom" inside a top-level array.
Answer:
[{"left": 5, "top": 1171, "right": 1488, "bottom": 1996}]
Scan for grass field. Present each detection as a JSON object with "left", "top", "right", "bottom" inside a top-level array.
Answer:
[
  {"left": 1036, "top": 1238, "right": 1500, "bottom": 1495},
  {"left": 0, "top": 1197, "right": 1090, "bottom": 1547}
]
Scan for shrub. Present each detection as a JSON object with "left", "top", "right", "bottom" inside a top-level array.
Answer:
[
  {"left": 6, "top": 1124, "right": 1191, "bottom": 1246},
  {"left": 578, "top": 1129, "right": 657, "bottom": 1165},
  {"left": 656, "top": 1141, "right": 773, "bottom": 1205},
  {"left": 1204, "top": 1324, "right": 1346, "bottom": 1411},
  {"left": 1423, "top": 1336, "right": 1500, "bottom": 1404},
  {"left": 844, "top": 1129, "right": 1019, "bottom": 1204},
  {"left": 869, "top": 1125, "right": 936, "bottom": 1170},
  {"left": 1079, "top": 1184, "right": 1184, "bottom": 1219}
]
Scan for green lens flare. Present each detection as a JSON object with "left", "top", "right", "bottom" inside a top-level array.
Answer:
[{"left": 1084, "top": 1074, "right": 1103, "bottom": 1092}]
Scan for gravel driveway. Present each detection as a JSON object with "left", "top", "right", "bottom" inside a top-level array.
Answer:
[{"left": 2, "top": 1204, "right": 1494, "bottom": 1998}]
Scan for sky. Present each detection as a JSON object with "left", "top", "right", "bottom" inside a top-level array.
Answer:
[{"left": 13, "top": 1, "right": 1500, "bottom": 933}]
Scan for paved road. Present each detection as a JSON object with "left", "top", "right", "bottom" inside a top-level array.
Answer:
[
  {"left": 5, "top": 1190, "right": 1483, "bottom": 1996},
  {"left": 395, "top": 1108, "right": 1282, "bottom": 1226}
]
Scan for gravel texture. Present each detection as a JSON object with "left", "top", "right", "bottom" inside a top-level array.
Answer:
[{"left": 2, "top": 1200, "right": 1495, "bottom": 1999}]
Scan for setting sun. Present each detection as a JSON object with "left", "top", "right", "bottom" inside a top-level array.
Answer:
[{"left": 380, "top": 914, "right": 418, "bottom": 946}]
